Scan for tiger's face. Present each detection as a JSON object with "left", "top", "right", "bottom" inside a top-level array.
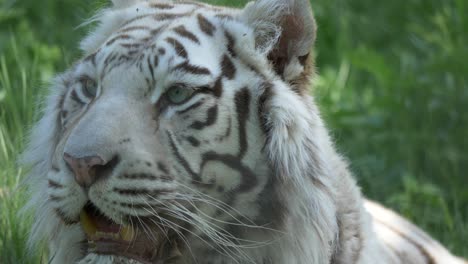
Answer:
[
  {"left": 49, "top": 1, "right": 275, "bottom": 262},
  {"left": 26, "top": 0, "right": 317, "bottom": 263}
]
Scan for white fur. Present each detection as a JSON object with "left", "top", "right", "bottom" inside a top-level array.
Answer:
[{"left": 22, "top": 1, "right": 466, "bottom": 264}]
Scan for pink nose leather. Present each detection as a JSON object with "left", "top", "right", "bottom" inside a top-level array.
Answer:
[{"left": 63, "top": 153, "right": 105, "bottom": 187}]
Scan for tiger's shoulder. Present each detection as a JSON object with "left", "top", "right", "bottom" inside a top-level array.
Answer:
[{"left": 364, "top": 201, "right": 467, "bottom": 264}]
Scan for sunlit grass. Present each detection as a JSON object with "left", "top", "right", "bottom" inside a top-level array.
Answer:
[{"left": 0, "top": 40, "right": 45, "bottom": 263}]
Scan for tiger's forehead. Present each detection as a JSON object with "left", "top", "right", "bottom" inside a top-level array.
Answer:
[{"left": 81, "top": 1, "right": 241, "bottom": 86}]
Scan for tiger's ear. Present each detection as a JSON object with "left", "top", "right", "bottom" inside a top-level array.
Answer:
[{"left": 242, "top": 0, "right": 316, "bottom": 92}]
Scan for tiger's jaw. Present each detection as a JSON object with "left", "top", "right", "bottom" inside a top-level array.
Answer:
[{"left": 80, "top": 202, "right": 181, "bottom": 263}]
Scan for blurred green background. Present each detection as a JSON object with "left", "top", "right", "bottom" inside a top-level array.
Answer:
[{"left": 0, "top": 0, "right": 466, "bottom": 263}]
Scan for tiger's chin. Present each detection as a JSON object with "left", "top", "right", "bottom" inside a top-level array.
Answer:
[{"left": 78, "top": 202, "right": 182, "bottom": 264}]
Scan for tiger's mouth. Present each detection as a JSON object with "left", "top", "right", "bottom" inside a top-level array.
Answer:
[
  {"left": 80, "top": 202, "right": 135, "bottom": 242},
  {"left": 80, "top": 202, "right": 181, "bottom": 263}
]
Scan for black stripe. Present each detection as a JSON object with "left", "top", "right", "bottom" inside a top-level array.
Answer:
[
  {"left": 167, "top": 132, "right": 201, "bottom": 182},
  {"left": 126, "top": 49, "right": 141, "bottom": 57},
  {"left": 235, "top": 88, "right": 250, "bottom": 158},
  {"left": 186, "top": 136, "right": 201, "bottom": 147},
  {"left": 215, "top": 116, "right": 231, "bottom": 142},
  {"left": 84, "top": 51, "right": 98, "bottom": 66},
  {"left": 70, "top": 90, "right": 85, "bottom": 105},
  {"left": 157, "top": 162, "right": 169, "bottom": 174},
  {"left": 121, "top": 13, "right": 188, "bottom": 28},
  {"left": 166, "top": 37, "right": 188, "bottom": 58},
  {"left": 57, "top": 81, "right": 68, "bottom": 111},
  {"left": 147, "top": 56, "right": 155, "bottom": 79},
  {"left": 103, "top": 52, "right": 116, "bottom": 67},
  {"left": 174, "top": 25, "right": 200, "bottom": 44},
  {"left": 153, "top": 13, "right": 189, "bottom": 21},
  {"left": 257, "top": 82, "right": 274, "bottom": 137},
  {"left": 49, "top": 195, "right": 62, "bottom": 202},
  {"left": 102, "top": 52, "right": 118, "bottom": 73},
  {"left": 48, "top": 180, "right": 63, "bottom": 189},
  {"left": 113, "top": 187, "right": 172, "bottom": 196},
  {"left": 120, "top": 173, "right": 173, "bottom": 182},
  {"left": 106, "top": 34, "right": 133, "bottom": 46},
  {"left": 120, "top": 43, "right": 142, "bottom": 49},
  {"left": 173, "top": 62, "right": 211, "bottom": 75},
  {"left": 215, "top": 14, "right": 234, "bottom": 20},
  {"left": 150, "top": 26, "right": 165, "bottom": 38},
  {"left": 197, "top": 14, "right": 216, "bottom": 36},
  {"left": 149, "top": 3, "right": 174, "bottom": 9},
  {"left": 153, "top": 55, "right": 159, "bottom": 68},
  {"left": 55, "top": 209, "right": 79, "bottom": 225},
  {"left": 225, "top": 31, "right": 236, "bottom": 57},
  {"left": 120, "top": 173, "right": 158, "bottom": 180},
  {"left": 190, "top": 105, "right": 218, "bottom": 130},
  {"left": 118, "top": 26, "right": 151, "bottom": 33},
  {"left": 104, "top": 54, "right": 132, "bottom": 75},
  {"left": 176, "top": 100, "right": 204, "bottom": 115},
  {"left": 201, "top": 152, "right": 258, "bottom": 193},
  {"left": 121, "top": 14, "right": 153, "bottom": 27},
  {"left": 377, "top": 219, "right": 436, "bottom": 264},
  {"left": 212, "top": 77, "right": 223, "bottom": 97},
  {"left": 221, "top": 54, "right": 236, "bottom": 80}
]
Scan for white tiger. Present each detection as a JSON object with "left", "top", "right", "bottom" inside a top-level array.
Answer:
[{"left": 22, "top": 0, "right": 467, "bottom": 263}]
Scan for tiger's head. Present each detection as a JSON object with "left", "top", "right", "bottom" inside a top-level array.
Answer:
[{"left": 24, "top": 1, "right": 338, "bottom": 263}]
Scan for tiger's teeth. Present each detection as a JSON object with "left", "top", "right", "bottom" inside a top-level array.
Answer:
[
  {"left": 80, "top": 210, "right": 97, "bottom": 237},
  {"left": 120, "top": 225, "right": 136, "bottom": 241}
]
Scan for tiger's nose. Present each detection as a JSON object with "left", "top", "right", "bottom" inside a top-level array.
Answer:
[{"left": 63, "top": 153, "right": 115, "bottom": 187}]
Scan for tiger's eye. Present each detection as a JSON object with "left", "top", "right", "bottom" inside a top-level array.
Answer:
[
  {"left": 166, "top": 86, "right": 194, "bottom": 104},
  {"left": 81, "top": 77, "right": 97, "bottom": 98}
]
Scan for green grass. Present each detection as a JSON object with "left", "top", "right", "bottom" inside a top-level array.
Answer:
[
  {"left": 0, "top": 0, "right": 467, "bottom": 263},
  {"left": 0, "top": 36, "right": 49, "bottom": 263}
]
